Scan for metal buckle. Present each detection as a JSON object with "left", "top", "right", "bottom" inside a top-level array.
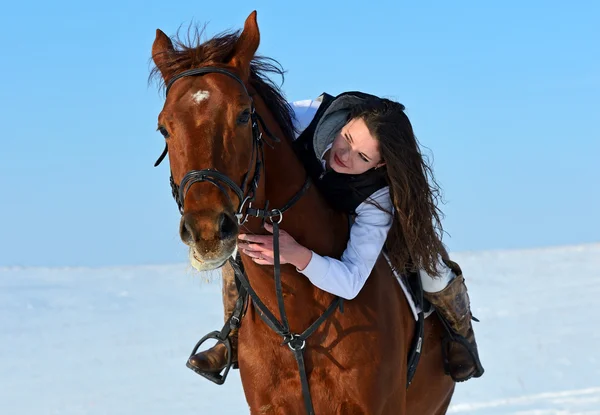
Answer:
[
  {"left": 269, "top": 209, "right": 283, "bottom": 224},
  {"left": 284, "top": 334, "right": 306, "bottom": 351},
  {"left": 230, "top": 315, "right": 241, "bottom": 329},
  {"left": 236, "top": 197, "right": 253, "bottom": 225}
]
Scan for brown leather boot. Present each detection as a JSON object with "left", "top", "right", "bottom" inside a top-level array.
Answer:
[
  {"left": 424, "top": 260, "right": 484, "bottom": 382},
  {"left": 187, "top": 261, "right": 239, "bottom": 373}
]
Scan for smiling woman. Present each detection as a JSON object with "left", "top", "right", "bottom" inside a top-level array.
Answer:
[{"left": 328, "top": 117, "right": 386, "bottom": 173}]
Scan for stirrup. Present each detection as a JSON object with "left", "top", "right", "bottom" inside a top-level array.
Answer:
[{"left": 186, "top": 330, "right": 234, "bottom": 385}]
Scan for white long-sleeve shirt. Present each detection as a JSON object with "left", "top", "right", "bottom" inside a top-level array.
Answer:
[{"left": 289, "top": 98, "right": 454, "bottom": 300}]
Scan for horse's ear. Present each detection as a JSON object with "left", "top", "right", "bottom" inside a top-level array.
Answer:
[
  {"left": 152, "top": 29, "right": 175, "bottom": 81},
  {"left": 229, "top": 11, "right": 260, "bottom": 81}
]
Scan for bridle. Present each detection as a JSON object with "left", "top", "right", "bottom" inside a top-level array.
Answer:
[
  {"left": 154, "top": 66, "right": 343, "bottom": 415},
  {"left": 154, "top": 66, "right": 309, "bottom": 224}
]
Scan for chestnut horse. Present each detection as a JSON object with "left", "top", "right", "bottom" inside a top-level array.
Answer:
[{"left": 150, "top": 11, "right": 455, "bottom": 414}]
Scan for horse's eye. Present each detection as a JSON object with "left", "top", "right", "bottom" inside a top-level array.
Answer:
[
  {"left": 158, "top": 126, "right": 170, "bottom": 138},
  {"left": 237, "top": 109, "right": 251, "bottom": 125}
]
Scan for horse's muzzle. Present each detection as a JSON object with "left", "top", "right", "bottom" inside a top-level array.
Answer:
[{"left": 179, "top": 211, "right": 238, "bottom": 270}]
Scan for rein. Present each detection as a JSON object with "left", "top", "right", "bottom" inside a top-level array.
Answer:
[{"left": 155, "top": 66, "right": 342, "bottom": 415}]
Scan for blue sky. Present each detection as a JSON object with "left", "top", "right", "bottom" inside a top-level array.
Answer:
[{"left": 1, "top": 0, "right": 598, "bottom": 267}]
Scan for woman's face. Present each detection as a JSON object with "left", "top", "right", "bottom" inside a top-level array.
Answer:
[{"left": 327, "top": 117, "right": 385, "bottom": 174}]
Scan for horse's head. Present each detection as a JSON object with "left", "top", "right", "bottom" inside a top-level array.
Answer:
[{"left": 151, "top": 12, "right": 262, "bottom": 271}]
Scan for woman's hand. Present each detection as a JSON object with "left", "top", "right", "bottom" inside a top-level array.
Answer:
[{"left": 238, "top": 223, "right": 312, "bottom": 270}]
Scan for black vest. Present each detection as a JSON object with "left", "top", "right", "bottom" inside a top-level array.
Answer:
[{"left": 292, "top": 91, "right": 388, "bottom": 214}]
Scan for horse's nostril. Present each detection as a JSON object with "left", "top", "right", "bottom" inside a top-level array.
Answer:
[
  {"left": 218, "top": 212, "right": 238, "bottom": 239},
  {"left": 180, "top": 216, "right": 194, "bottom": 245}
]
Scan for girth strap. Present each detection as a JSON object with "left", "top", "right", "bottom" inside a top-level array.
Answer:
[{"left": 406, "top": 269, "right": 424, "bottom": 387}]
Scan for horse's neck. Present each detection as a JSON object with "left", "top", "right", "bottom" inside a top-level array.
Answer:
[
  {"left": 251, "top": 95, "right": 347, "bottom": 252},
  {"left": 240, "top": 94, "right": 347, "bottom": 316}
]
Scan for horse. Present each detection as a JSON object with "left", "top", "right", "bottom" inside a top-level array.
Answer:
[{"left": 150, "top": 11, "right": 455, "bottom": 414}]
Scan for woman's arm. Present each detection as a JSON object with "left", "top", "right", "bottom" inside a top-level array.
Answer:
[
  {"left": 238, "top": 185, "right": 456, "bottom": 298},
  {"left": 297, "top": 187, "right": 393, "bottom": 299},
  {"left": 237, "top": 187, "right": 393, "bottom": 300}
]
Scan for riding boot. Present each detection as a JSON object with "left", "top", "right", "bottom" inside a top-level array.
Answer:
[
  {"left": 424, "top": 259, "right": 484, "bottom": 382},
  {"left": 187, "top": 261, "right": 239, "bottom": 373}
]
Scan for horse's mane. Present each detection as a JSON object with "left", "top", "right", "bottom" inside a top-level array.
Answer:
[{"left": 149, "top": 25, "right": 296, "bottom": 140}]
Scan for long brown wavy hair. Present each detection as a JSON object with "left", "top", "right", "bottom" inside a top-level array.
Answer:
[{"left": 349, "top": 99, "right": 448, "bottom": 276}]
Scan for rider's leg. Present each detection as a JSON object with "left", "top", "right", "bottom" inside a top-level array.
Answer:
[
  {"left": 421, "top": 259, "right": 484, "bottom": 382},
  {"left": 187, "top": 261, "right": 239, "bottom": 372}
]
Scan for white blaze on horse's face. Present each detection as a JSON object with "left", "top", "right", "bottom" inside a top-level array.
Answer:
[{"left": 191, "top": 90, "right": 210, "bottom": 104}]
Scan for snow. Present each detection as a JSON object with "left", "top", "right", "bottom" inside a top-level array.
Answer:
[{"left": 1, "top": 243, "right": 599, "bottom": 414}]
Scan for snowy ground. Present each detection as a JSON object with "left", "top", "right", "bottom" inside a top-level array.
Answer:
[{"left": 1, "top": 243, "right": 599, "bottom": 414}]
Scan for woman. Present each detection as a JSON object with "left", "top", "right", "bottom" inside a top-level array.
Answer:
[{"left": 188, "top": 92, "right": 484, "bottom": 382}]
